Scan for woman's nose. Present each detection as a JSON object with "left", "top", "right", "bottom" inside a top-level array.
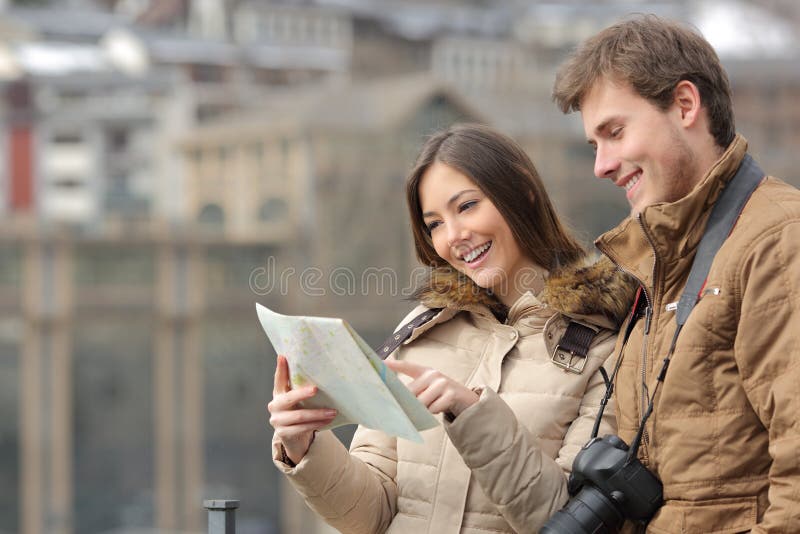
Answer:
[{"left": 446, "top": 221, "right": 469, "bottom": 247}]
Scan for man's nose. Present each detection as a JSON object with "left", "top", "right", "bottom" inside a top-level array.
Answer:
[{"left": 594, "top": 145, "right": 620, "bottom": 180}]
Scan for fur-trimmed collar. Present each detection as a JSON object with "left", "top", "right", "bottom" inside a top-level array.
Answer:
[{"left": 413, "top": 256, "right": 637, "bottom": 327}]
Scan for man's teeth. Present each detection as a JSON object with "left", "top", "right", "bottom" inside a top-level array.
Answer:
[
  {"left": 464, "top": 242, "right": 491, "bottom": 263},
  {"left": 624, "top": 174, "right": 640, "bottom": 192}
]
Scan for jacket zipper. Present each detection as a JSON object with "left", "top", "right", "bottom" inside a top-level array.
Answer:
[
  {"left": 636, "top": 213, "right": 660, "bottom": 452},
  {"left": 596, "top": 215, "right": 659, "bottom": 460},
  {"left": 640, "top": 304, "right": 652, "bottom": 448}
]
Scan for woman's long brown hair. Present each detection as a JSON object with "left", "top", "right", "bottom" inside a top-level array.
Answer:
[{"left": 406, "top": 123, "right": 585, "bottom": 271}]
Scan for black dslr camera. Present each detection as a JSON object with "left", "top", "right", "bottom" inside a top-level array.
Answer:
[{"left": 540, "top": 435, "right": 663, "bottom": 533}]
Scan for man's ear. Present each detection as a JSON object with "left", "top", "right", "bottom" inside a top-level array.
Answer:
[{"left": 673, "top": 80, "right": 702, "bottom": 126}]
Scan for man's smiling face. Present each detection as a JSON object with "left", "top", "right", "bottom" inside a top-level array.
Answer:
[{"left": 581, "top": 78, "right": 701, "bottom": 215}]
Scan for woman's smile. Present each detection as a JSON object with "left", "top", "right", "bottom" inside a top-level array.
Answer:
[{"left": 458, "top": 241, "right": 492, "bottom": 265}]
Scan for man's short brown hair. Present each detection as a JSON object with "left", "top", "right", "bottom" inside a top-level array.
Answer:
[{"left": 553, "top": 14, "right": 735, "bottom": 148}]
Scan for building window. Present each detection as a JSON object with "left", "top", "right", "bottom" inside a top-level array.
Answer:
[
  {"left": 73, "top": 318, "right": 154, "bottom": 532},
  {"left": 190, "top": 64, "right": 225, "bottom": 83},
  {"left": 205, "top": 246, "right": 275, "bottom": 290},
  {"left": 52, "top": 132, "right": 82, "bottom": 144},
  {"left": 75, "top": 246, "right": 155, "bottom": 286},
  {"left": 52, "top": 177, "right": 83, "bottom": 189},
  {"left": 0, "top": 323, "right": 19, "bottom": 534},
  {"left": 106, "top": 128, "right": 129, "bottom": 153},
  {"left": 0, "top": 245, "right": 21, "bottom": 287},
  {"left": 198, "top": 203, "right": 225, "bottom": 229},
  {"left": 258, "top": 198, "right": 288, "bottom": 223}
]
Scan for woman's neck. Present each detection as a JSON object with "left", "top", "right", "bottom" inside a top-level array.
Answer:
[{"left": 496, "top": 263, "right": 548, "bottom": 308}]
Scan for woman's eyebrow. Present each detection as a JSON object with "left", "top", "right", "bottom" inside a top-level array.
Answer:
[{"left": 422, "top": 189, "right": 479, "bottom": 218}]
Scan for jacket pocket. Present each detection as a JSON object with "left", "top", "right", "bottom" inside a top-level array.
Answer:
[{"left": 647, "top": 496, "right": 757, "bottom": 534}]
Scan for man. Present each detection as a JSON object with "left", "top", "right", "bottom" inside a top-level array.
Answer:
[{"left": 553, "top": 15, "right": 800, "bottom": 533}]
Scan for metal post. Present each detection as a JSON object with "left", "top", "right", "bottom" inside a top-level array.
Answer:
[{"left": 204, "top": 499, "right": 240, "bottom": 534}]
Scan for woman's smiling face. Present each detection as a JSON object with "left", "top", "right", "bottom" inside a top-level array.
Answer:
[{"left": 419, "top": 161, "right": 536, "bottom": 304}]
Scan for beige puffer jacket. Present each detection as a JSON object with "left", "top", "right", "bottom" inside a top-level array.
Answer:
[
  {"left": 273, "top": 259, "right": 636, "bottom": 533},
  {"left": 596, "top": 136, "right": 800, "bottom": 533}
]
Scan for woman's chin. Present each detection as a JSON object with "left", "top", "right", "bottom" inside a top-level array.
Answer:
[{"left": 470, "top": 268, "right": 508, "bottom": 293}]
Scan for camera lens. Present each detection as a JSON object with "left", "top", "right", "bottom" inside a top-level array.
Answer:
[{"left": 540, "top": 485, "right": 624, "bottom": 534}]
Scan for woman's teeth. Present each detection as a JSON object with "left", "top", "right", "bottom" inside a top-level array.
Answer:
[{"left": 464, "top": 242, "right": 491, "bottom": 263}]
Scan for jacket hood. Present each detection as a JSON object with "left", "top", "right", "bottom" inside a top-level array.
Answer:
[{"left": 413, "top": 256, "right": 637, "bottom": 327}]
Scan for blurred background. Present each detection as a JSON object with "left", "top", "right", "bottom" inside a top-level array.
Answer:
[{"left": 0, "top": 0, "right": 797, "bottom": 532}]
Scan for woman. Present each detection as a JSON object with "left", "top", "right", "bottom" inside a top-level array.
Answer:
[{"left": 268, "top": 123, "right": 635, "bottom": 533}]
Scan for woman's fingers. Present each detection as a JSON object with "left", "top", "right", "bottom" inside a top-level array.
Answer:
[
  {"left": 414, "top": 374, "right": 477, "bottom": 416},
  {"left": 386, "top": 359, "right": 436, "bottom": 395},
  {"left": 268, "top": 361, "right": 335, "bottom": 465},
  {"left": 387, "top": 360, "right": 440, "bottom": 395},
  {"left": 385, "top": 359, "right": 426, "bottom": 379},
  {"left": 427, "top": 396, "right": 455, "bottom": 415},
  {"left": 416, "top": 377, "right": 450, "bottom": 408},
  {"left": 269, "top": 407, "right": 337, "bottom": 429},
  {"left": 273, "top": 355, "right": 291, "bottom": 395},
  {"left": 387, "top": 360, "right": 463, "bottom": 408},
  {"left": 268, "top": 384, "right": 318, "bottom": 414}
]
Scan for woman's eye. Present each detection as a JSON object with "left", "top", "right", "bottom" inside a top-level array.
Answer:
[
  {"left": 426, "top": 220, "right": 441, "bottom": 233},
  {"left": 610, "top": 127, "right": 623, "bottom": 138},
  {"left": 458, "top": 200, "right": 477, "bottom": 213}
]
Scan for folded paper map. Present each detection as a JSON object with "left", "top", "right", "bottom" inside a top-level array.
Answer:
[{"left": 256, "top": 304, "right": 438, "bottom": 442}]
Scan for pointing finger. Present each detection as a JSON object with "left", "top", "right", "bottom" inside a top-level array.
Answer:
[{"left": 385, "top": 359, "right": 428, "bottom": 379}]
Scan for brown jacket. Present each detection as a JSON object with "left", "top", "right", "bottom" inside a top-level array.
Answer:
[
  {"left": 596, "top": 136, "right": 800, "bottom": 533},
  {"left": 273, "top": 259, "right": 636, "bottom": 533}
]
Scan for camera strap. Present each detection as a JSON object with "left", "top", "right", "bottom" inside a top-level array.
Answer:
[
  {"left": 626, "top": 154, "right": 765, "bottom": 461},
  {"left": 590, "top": 286, "right": 647, "bottom": 438}
]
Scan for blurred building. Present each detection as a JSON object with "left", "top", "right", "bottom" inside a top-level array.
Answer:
[
  {"left": 0, "top": 228, "right": 292, "bottom": 534},
  {"left": 2, "top": 71, "right": 173, "bottom": 226},
  {"left": 728, "top": 57, "right": 800, "bottom": 183},
  {"left": 178, "top": 73, "right": 484, "bottom": 327},
  {"left": 0, "top": 67, "right": 484, "bottom": 534}
]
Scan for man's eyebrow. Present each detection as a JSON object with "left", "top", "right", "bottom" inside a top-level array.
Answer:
[
  {"left": 592, "top": 116, "right": 622, "bottom": 137},
  {"left": 422, "top": 189, "right": 479, "bottom": 218},
  {"left": 586, "top": 116, "right": 623, "bottom": 145}
]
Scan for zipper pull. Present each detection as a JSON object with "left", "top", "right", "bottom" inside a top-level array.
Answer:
[{"left": 643, "top": 305, "right": 652, "bottom": 335}]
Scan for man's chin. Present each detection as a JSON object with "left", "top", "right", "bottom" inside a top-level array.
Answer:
[{"left": 628, "top": 196, "right": 647, "bottom": 217}]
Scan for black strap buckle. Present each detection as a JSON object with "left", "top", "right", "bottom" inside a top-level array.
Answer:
[
  {"left": 550, "top": 321, "right": 596, "bottom": 374},
  {"left": 551, "top": 344, "right": 588, "bottom": 373}
]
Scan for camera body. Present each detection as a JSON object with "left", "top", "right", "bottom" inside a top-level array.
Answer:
[{"left": 540, "top": 435, "right": 663, "bottom": 534}]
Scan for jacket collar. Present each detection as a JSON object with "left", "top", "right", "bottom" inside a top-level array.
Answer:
[
  {"left": 412, "top": 255, "right": 637, "bottom": 329},
  {"left": 595, "top": 135, "right": 749, "bottom": 286}
]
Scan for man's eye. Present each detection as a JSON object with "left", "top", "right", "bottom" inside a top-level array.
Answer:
[{"left": 610, "top": 127, "right": 623, "bottom": 138}]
